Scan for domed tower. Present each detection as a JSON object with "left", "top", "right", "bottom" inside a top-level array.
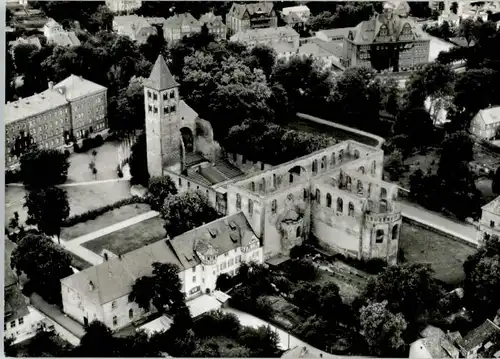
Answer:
[{"left": 143, "top": 55, "right": 181, "bottom": 176}]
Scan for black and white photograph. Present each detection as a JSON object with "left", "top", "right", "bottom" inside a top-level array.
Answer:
[{"left": 4, "top": 0, "right": 500, "bottom": 357}]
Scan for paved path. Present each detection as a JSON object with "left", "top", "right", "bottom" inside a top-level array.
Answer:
[
  {"left": 29, "top": 293, "right": 85, "bottom": 339},
  {"left": 400, "top": 201, "right": 478, "bottom": 245},
  {"left": 57, "top": 211, "right": 159, "bottom": 266},
  {"left": 6, "top": 177, "right": 131, "bottom": 188},
  {"left": 222, "top": 307, "right": 368, "bottom": 358}
]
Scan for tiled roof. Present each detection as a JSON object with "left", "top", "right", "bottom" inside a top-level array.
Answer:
[
  {"left": 44, "top": 18, "right": 60, "bottom": 29},
  {"left": 49, "top": 31, "right": 81, "bottom": 47},
  {"left": 482, "top": 195, "right": 500, "bottom": 213},
  {"left": 5, "top": 88, "right": 68, "bottom": 125},
  {"left": 186, "top": 171, "right": 213, "bottom": 187},
  {"left": 231, "top": 26, "right": 299, "bottom": 43},
  {"left": 458, "top": 320, "right": 500, "bottom": 352},
  {"left": 282, "top": 5, "right": 310, "bottom": 16},
  {"left": 476, "top": 106, "right": 500, "bottom": 126},
  {"left": 184, "top": 153, "right": 207, "bottom": 167},
  {"left": 199, "top": 12, "right": 225, "bottom": 28},
  {"left": 271, "top": 42, "right": 296, "bottom": 54},
  {"left": 213, "top": 158, "right": 244, "bottom": 179},
  {"left": 229, "top": 2, "right": 274, "bottom": 19},
  {"left": 9, "top": 36, "right": 42, "bottom": 49},
  {"left": 114, "top": 15, "right": 153, "bottom": 34},
  {"left": 144, "top": 55, "right": 179, "bottom": 91},
  {"left": 61, "top": 213, "right": 257, "bottom": 305},
  {"left": 54, "top": 74, "right": 106, "bottom": 101},
  {"left": 316, "top": 27, "right": 353, "bottom": 40},
  {"left": 164, "top": 13, "right": 201, "bottom": 29},
  {"left": 200, "top": 166, "right": 228, "bottom": 184}
]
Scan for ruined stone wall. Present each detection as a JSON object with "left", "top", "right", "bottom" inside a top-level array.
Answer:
[{"left": 194, "top": 118, "right": 221, "bottom": 162}]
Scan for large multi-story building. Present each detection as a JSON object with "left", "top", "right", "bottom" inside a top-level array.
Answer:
[
  {"left": 5, "top": 75, "right": 107, "bottom": 169},
  {"left": 60, "top": 212, "right": 262, "bottom": 330},
  {"left": 163, "top": 13, "right": 201, "bottom": 44},
  {"left": 225, "top": 2, "right": 278, "bottom": 36},
  {"left": 105, "top": 0, "right": 142, "bottom": 14},
  {"left": 470, "top": 107, "right": 500, "bottom": 141},
  {"left": 43, "top": 19, "right": 80, "bottom": 47},
  {"left": 341, "top": 1, "right": 430, "bottom": 72},
  {"left": 230, "top": 26, "right": 300, "bottom": 50}
]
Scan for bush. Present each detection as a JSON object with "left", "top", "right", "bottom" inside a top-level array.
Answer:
[
  {"left": 75, "top": 136, "right": 105, "bottom": 153},
  {"left": 116, "top": 165, "right": 124, "bottom": 178},
  {"left": 6, "top": 170, "right": 21, "bottom": 184},
  {"left": 62, "top": 196, "right": 145, "bottom": 227}
]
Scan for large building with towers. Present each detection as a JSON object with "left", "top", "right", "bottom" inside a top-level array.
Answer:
[{"left": 144, "top": 54, "right": 401, "bottom": 265}]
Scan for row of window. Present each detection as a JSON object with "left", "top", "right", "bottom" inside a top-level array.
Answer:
[
  {"left": 318, "top": 192, "right": 356, "bottom": 216},
  {"left": 147, "top": 90, "right": 176, "bottom": 101},
  {"left": 7, "top": 317, "right": 24, "bottom": 329},
  {"left": 147, "top": 104, "right": 177, "bottom": 115},
  {"left": 112, "top": 309, "right": 135, "bottom": 326},
  {"left": 375, "top": 225, "right": 399, "bottom": 243}
]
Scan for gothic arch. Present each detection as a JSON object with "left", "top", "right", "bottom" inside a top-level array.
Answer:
[{"left": 180, "top": 127, "right": 194, "bottom": 153}]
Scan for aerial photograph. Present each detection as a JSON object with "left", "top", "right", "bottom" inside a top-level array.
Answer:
[{"left": 4, "top": 0, "right": 500, "bottom": 357}]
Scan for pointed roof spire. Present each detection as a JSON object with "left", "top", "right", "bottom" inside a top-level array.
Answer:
[{"left": 144, "top": 55, "right": 179, "bottom": 91}]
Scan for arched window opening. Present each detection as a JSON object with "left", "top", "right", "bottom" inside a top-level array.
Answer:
[
  {"left": 339, "top": 150, "right": 344, "bottom": 162},
  {"left": 113, "top": 316, "right": 118, "bottom": 326},
  {"left": 321, "top": 156, "right": 327, "bottom": 169},
  {"left": 272, "top": 199, "right": 277, "bottom": 214},
  {"left": 348, "top": 202, "right": 355, "bottom": 217},
  {"left": 346, "top": 176, "right": 352, "bottom": 191},
  {"left": 380, "top": 187, "right": 387, "bottom": 200},
  {"left": 251, "top": 182, "right": 255, "bottom": 192},
  {"left": 337, "top": 197, "right": 343, "bottom": 213},
  {"left": 354, "top": 150, "right": 360, "bottom": 159},
  {"left": 358, "top": 166, "right": 365, "bottom": 174},
  {"left": 260, "top": 178, "right": 266, "bottom": 192},
  {"left": 273, "top": 174, "right": 277, "bottom": 188},
  {"left": 357, "top": 180, "right": 363, "bottom": 195},
  {"left": 303, "top": 189, "right": 308, "bottom": 201},
  {"left": 236, "top": 194, "right": 242, "bottom": 210},
  {"left": 296, "top": 226, "right": 302, "bottom": 238},
  {"left": 380, "top": 199, "right": 388, "bottom": 213},
  {"left": 129, "top": 309, "right": 133, "bottom": 319},
  {"left": 316, "top": 189, "right": 321, "bottom": 204},
  {"left": 371, "top": 160, "right": 376, "bottom": 176},
  {"left": 248, "top": 199, "right": 254, "bottom": 215},
  {"left": 326, "top": 193, "right": 332, "bottom": 207},
  {"left": 331, "top": 153, "right": 336, "bottom": 166},
  {"left": 289, "top": 172, "right": 294, "bottom": 183},
  {"left": 312, "top": 160, "right": 318, "bottom": 174},
  {"left": 392, "top": 224, "right": 399, "bottom": 240},
  {"left": 376, "top": 229, "right": 384, "bottom": 243}
]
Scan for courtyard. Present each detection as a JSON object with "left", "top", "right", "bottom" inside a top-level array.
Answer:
[
  {"left": 399, "top": 222, "right": 476, "bottom": 285},
  {"left": 66, "top": 140, "right": 125, "bottom": 183},
  {"left": 81, "top": 216, "right": 166, "bottom": 256}
]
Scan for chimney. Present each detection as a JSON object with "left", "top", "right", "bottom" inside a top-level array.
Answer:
[
  {"left": 58, "top": 88, "right": 65, "bottom": 95},
  {"left": 118, "top": 253, "right": 122, "bottom": 260},
  {"left": 48, "top": 81, "right": 54, "bottom": 90},
  {"left": 89, "top": 281, "right": 95, "bottom": 291},
  {"left": 79, "top": 75, "right": 83, "bottom": 81}
]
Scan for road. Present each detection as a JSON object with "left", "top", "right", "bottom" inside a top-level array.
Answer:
[{"left": 399, "top": 201, "right": 478, "bottom": 245}]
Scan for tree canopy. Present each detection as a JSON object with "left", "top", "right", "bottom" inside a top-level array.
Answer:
[
  {"left": 161, "top": 191, "right": 219, "bottom": 237},
  {"left": 147, "top": 175, "right": 178, "bottom": 211},
  {"left": 20, "top": 148, "right": 69, "bottom": 188},
  {"left": 129, "top": 133, "right": 150, "bottom": 186}
]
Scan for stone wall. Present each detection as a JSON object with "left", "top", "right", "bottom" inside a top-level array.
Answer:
[{"left": 225, "top": 152, "right": 273, "bottom": 175}]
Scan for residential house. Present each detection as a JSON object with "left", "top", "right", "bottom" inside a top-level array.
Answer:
[
  {"left": 163, "top": 13, "right": 202, "bottom": 44},
  {"left": 60, "top": 213, "right": 263, "bottom": 331},
  {"left": 409, "top": 325, "right": 460, "bottom": 359},
  {"left": 282, "top": 5, "right": 310, "bottom": 26},
  {"left": 272, "top": 42, "right": 297, "bottom": 62},
  {"left": 4, "top": 239, "right": 51, "bottom": 344},
  {"left": 8, "top": 36, "right": 42, "bottom": 60},
  {"left": 105, "top": 0, "right": 142, "bottom": 14},
  {"left": 230, "top": 26, "right": 300, "bottom": 51},
  {"left": 456, "top": 319, "right": 500, "bottom": 358},
  {"left": 199, "top": 12, "right": 226, "bottom": 40},
  {"left": 112, "top": 15, "right": 157, "bottom": 43},
  {"left": 43, "top": 18, "right": 80, "bottom": 47},
  {"left": 470, "top": 106, "right": 500, "bottom": 141},
  {"left": 226, "top": 2, "right": 278, "bottom": 36},
  {"left": 5, "top": 75, "right": 107, "bottom": 169}
]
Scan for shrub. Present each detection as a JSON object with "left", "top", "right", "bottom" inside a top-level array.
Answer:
[
  {"left": 116, "top": 165, "right": 124, "bottom": 178},
  {"left": 6, "top": 170, "right": 21, "bottom": 184},
  {"left": 62, "top": 196, "right": 146, "bottom": 227}
]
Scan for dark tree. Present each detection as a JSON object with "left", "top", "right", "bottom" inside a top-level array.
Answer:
[
  {"left": 162, "top": 191, "right": 219, "bottom": 237},
  {"left": 24, "top": 186, "right": 70, "bottom": 242},
  {"left": 129, "top": 133, "right": 150, "bottom": 186},
  {"left": 74, "top": 320, "right": 118, "bottom": 357},
  {"left": 248, "top": 44, "right": 277, "bottom": 78},
  {"left": 492, "top": 167, "right": 500, "bottom": 194},
  {"left": 147, "top": 175, "right": 178, "bottom": 211},
  {"left": 20, "top": 148, "right": 70, "bottom": 188}
]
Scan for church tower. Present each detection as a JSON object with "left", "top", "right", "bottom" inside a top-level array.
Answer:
[{"left": 144, "top": 55, "right": 182, "bottom": 176}]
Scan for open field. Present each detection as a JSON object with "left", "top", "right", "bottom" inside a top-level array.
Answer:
[
  {"left": 82, "top": 216, "right": 165, "bottom": 256},
  {"left": 399, "top": 222, "right": 476, "bottom": 285},
  {"left": 61, "top": 203, "right": 151, "bottom": 240},
  {"left": 5, "top": 181, "right": 132, "bottom": 226}
]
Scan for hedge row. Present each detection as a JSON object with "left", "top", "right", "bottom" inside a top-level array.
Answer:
[{"left": 62, "top": 196, "right": 147, "bottom": 227}]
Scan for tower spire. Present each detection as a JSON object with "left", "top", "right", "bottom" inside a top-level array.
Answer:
[{"left": 144, "top": 55, "right": 179, "bottom": 91}]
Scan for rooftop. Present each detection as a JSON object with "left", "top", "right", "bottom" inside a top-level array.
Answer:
[
  {"left": 316, "top": 27, "right": 353, "bottom": 40},
  {"left": 8, "top": 36, "right": 42, "bottom": 49},
  {"left": 54, "top": 74, "right": 106, "bottom": 101},
  {"left": 61, "top": 213, "right": 257, "bottom": 305},
  {"left": 49, "top": 31, "right": 81, "bottom": 47},
  {"left": 282, "top": 5, "right": 310, "bottom": 16},
  {"left": 301, "top": 38, "right": 344, "bottom": 58},
  {"left": 230, "top": 26, "right": 299, "bottom": 42},
  {"left": 413, "top": 325, "right": 460, "bottom": 359},
  {"left": 144, "top": 55, "right": 179, "bottom": 91},
  {"left": 482, "top": 195, "right": 500, "bottom": 214},
  {"left": 199, "top": 12, "right": 224, "bottom": 27},
  {"left": 113, "top": 15, "right": 153, "bottom": 33},
  {"left": 228, "top": 2, "right": 275, "bottom": 19},
  {"left": 476, "top": 106, "right": 500, "bottom": 126},
  {"left": 164, "top": 12, "right": 201, "bottom": 29},
  {"left": 457, "top": 319, "right": 500, "bottom": 352},
  {"left": 5, "top": 88, "right": 68, "bottom": 125}
]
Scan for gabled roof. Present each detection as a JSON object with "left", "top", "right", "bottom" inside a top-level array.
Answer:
[
  {"left": 54, "top": 74, "right": 106, "bottom": 101},
  {"left": 61, "top": 213, "right": 258, "bottom": 305},
  {"left": 144, "top": 55, "right": 179, "bottom": 91},
  {"left": 316, "top": 27, "right": 353, "bottom": 40},
  {"left": 113, "top": 15, "right": 153, "bottom": 34},
  {"left": 199, "top": 12, "right": 225, "bottom": 28},
  {"left": 229, "top": 2, "right": 275, "bottom": 19},
  {"left": 475, "top": 106, "right": 500, "bottom": 126},
  {"left": 49, "top": 31, "right": 81, "bottom": 47},
  {"left": 230, "top": 26, "right": 299, "bottom": 43},
  {"left": 164, "top": 12, "right": 201, "bottom": 29}
]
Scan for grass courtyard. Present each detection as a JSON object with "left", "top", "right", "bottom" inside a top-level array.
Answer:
[
  {"left": 60, "top": 203, "right": 151, "bottom": 240},
  {"left": 399, "top": 222, "right": 476, "bottom": 286},
  {"left": 82, "top": 216, "right": 166, "bottom": 256}
]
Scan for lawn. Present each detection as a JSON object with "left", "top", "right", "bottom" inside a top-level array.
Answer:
[
  {"left": 69, "top": 252, "right": 93, "bottom": 271},
  {"left": 5, "top": 181, "right": 132, "bottom": 226},
  {"left": 67, "top": 141, "right": 124, "bottom": 183},
  {"left": 315, "top": 269, "right": 362, "bottom": 304},
  {"left": 82, "top": 216, "right": 166, "bottom": 256},
  {"left": 60, "top": 203, "right": 151, "bottom": 240},
  {"left": 399, "top": 222, "right": 476, "bottom": 286}
]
